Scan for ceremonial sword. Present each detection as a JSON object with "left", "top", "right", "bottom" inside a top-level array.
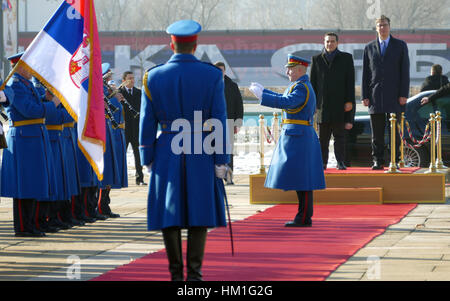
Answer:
[{"left": 215, "top": 177, "right": 234, "bottom": 256}]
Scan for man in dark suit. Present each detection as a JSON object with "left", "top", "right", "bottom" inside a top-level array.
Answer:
[
  {"left": 214, "top": 61, "right": 244, "bottom": 184},
  {"left": 119, "top": 71, "right": 146, "bottom": 185},
  {"left": 420, "top": 64, "right": 449, "bottom": 92},
  {"left": 362, "top": 15, "right": 410, "bottom": 170},
  {"left": 310, "top": 32, "right": 355, "bottom": 170}
]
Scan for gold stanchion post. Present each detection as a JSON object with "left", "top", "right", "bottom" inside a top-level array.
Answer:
[
  {"left": 426, "top": 113, "right": 437, "bottom": 174},
  {"left": 398, "top": 112, "right": 405, "bottom": 168},
  {"left": 259, "top": 114, "right": 266, "bottom": 174},
  {"left": 386, "top": 113, "right": 401, "bottom": 173},
  {"left": 273, "top": 112, "right": 279, "bottom": 144},
  {"left": 435, "top": 111, "right": 448, "bottom": 171}
]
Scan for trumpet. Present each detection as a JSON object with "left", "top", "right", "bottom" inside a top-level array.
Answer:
[{"left": 103, "top": 71, "right": 139, "bottom": 119}]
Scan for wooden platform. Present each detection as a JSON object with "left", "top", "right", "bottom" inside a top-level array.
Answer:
[{"left": 249, "top": 169, "right": 446, "bottom": 205}]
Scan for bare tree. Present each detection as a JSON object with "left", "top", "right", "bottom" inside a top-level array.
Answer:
[{"left": 382, "top": 0, "right": 449, "bottom": 29}]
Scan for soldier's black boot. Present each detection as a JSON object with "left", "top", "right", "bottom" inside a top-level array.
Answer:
[
  {"left": 186, "top": 227, "right": 207, "bottom": 281},
  {"left": 162, "top": 227, "right": 184, "bottom": 281}
]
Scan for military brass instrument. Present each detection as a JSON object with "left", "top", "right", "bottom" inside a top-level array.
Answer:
[{"left": 103, "top": 71, "right": 139, "bottom": 119}]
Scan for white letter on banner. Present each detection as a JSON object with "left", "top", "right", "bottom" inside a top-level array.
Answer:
[
  {"left": 195, "top": 45, "right": 237, "bottom": 80},
  {"left": 408, "top": 43, "right": 450, "bottom": 79}
]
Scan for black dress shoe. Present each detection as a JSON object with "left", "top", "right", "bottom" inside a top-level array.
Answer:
[
  {"left": 372, "top": 163, "right": 384, "bottom": 170},
  {"left": 41, "top": 225, "right": 60, "bottom": 233},
  {"left": 136, "top": 180, "right": 148, "bottom": 186},
  {"left": 94, "top": 213, "right": 108, "bottom": 220},
  {"left": 82, "top": 216, "right": 97, "bottom": 223},
  {"left": 285, "top": 221, "right": 312, "bottom": 227},
  {"left": 16, "top": 229, "right": 46, "bottom": 237},
  {"left": 337, "top": 161, "right": 347, "bottom": 170},
  {"left": 107, "top": 212, "right": 120, "bottom": 218}
]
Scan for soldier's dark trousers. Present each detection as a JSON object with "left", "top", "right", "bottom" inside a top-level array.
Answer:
[
  {"left": 82, "top": 186, "right": 98, "bottom": 218},
  {"left": 35, "top": 201, "right": 51, "bottom": 231},
  {"left": 97, "top": 187, "right": 112, "bottom": 216},
  {"left": 13, "top": 198, "right": 36, "bottom": 233},
  {"left": 162, "top": 226, "right": 208, "bottom": 281},
  {"left": 294, "top": 191, "right": 313, "bottom": 225}
]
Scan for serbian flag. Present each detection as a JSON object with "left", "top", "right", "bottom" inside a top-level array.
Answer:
[{"left": 7, "top": 0, "right": 105, "bottom": 180}]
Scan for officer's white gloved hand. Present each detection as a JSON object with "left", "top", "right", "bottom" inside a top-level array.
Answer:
[
  {"left": 253, "top": 82, "right": 264, "bottom": 91},
  {"left": 215, "top": 164, "right": 227, "bottom": 179},
  {"left": 249, "top": 82, "right": 263, "bottom": 100},
  {"left": 144, "top": 163, "right": 153, "bottom": 174},
  {"left": 0, "top": 91, "right": 7, "bottom": 103}
]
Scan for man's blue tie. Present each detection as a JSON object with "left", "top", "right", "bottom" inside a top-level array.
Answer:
[{"left": 381, "top": 41, "right": 386, "bottom": 56}]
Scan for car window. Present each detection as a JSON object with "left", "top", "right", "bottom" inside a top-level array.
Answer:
[{"left": 416, "top": 96, "right": 450, "bottom": 132}]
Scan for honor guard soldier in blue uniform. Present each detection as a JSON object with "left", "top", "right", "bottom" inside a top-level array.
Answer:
[
  {"left": 140, "top": 20, "right": 229, "bottom": 281},
  {"left": 74, "top": 120, "right": 99, "bottom": 223},
  {"left": 98, "top": 69, "right": 123, "bottom": 218},
  {"left": 1, "top": 52, "right": 61, "bottom": 237},
  {"left": 250, "top": 54, "right": 326, "bottom": 227}
]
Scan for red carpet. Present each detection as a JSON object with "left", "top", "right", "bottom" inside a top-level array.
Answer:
[
  {"left": 325, "top": 167, "right": 420, "bottom": 174},
  {"left": 92, "top": 204, "right": 416, "bottom": 281}
]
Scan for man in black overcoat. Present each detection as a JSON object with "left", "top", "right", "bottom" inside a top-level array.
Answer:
[
  {"left": 310, "top": 32, "right": 355, "bottom": 170},
  {"left": 119, "top": 71, "right": 146, "bottom": 185},
  {"left": 361, "top": 15, "right": 410, "bottom": 169},
  {"left": 214, "top": 62, "right": 244, "bottom": 184}
]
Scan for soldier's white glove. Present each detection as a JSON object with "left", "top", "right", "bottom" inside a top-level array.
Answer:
[
  {"left": 249, "top": 82, "right": 263, "bottom": 100},
  {"left": 252, "top": 82, "right": 264, "bottom": 91},
  {"left": 215, "top": 164, "right": 228, "bottom": 179},
  {"left": 0, "top": 91, "right": 6, "bottom": 103}
]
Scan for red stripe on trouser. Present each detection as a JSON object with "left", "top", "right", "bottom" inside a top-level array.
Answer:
[
  {"left": 35, "top": 202, "right": 40, "bottom": 230},
  {"left": 97, "top": 189, "right": 103, "bottom": 214},
  {"left": 302, "top": 192, "right": 308, "bottom": 224},
  {"left": 18, "top": 199, "right": 24, "bottom": 232}
]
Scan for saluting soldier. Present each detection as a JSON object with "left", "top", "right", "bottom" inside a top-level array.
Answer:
[
  {"left": 1, "top": 52, "right": 61, "bottom": 237},
  {"left": 140, "top": 20, "right": 229, "bottom": 281},
  {"left": 250, "top": 54, "right": 326, "bottom": 227}
]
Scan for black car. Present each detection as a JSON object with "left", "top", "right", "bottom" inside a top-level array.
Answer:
[{"left": 346, "top": 91, "right": 450, "bottom": 167}]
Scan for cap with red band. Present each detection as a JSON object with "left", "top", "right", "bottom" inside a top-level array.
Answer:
[
  {"left": 7, "top": 51, "right": 24, "bottom": 65},
  {"left": 166, "top": 20, "right": 202, "bottom": 43},
  {"left": 285, "top": 54, "right": 311, "bottom": 68}
]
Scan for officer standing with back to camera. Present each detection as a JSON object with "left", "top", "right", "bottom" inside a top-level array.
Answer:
[
  {"left": 250, "top": 54, "right": 325, "bottom": 227},
  {"left": 1, "top": 52, "right": 61, "bottom": 237},
  {"left": 140, "top": 20, "right": 229, "bottom": 281}
]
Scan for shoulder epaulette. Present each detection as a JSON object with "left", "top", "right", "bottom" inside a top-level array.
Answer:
[{"left": 145, "top": 63, "right": 164, "bottom": 74}]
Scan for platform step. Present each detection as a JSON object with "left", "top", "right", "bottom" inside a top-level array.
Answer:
[
  {"left": 249, "top": 172, "right": 445, "bottom": 204},
  {"left": 315, "top": 187, "right": 382, "bottom": 205}
]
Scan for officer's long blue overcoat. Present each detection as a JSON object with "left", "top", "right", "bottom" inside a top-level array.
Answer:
[
  {"left": 140, "top": 53, "right": 229, "bottom": 231},
  {"left": 1, "top": 74, "right": 59, "bottom": 199},
  {"left": 261, "top": 74, "right": 326, "bottom": 191},
  {"left": 100, "top": 86, "right": 120, "bottom": 189},
  {"left": 61, "top": 109, "right": 81, "bottom": 198},
  {"left": 110, "top": 95, "right": 128, "bottom": 189}
]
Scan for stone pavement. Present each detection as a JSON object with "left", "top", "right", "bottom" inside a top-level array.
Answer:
[{"left": 0, "top": 174, "right": 449, "bottom": 281}]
